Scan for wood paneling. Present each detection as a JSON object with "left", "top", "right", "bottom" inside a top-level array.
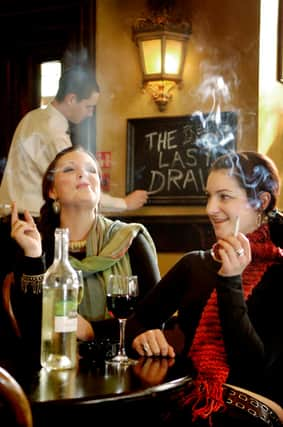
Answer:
[
  {"left": 0, "top": 1, "right": 83, "bottom": 59},
  {"left": 0, "top": 0, "right": 97, "bottom": 168},
  {"left": 112, "top": 215, "right": 215, "bottom": 252}
]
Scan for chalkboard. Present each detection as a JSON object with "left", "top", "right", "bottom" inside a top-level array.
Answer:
[{"left": 126, "top": 112, "right": 237, "bottom": 205}]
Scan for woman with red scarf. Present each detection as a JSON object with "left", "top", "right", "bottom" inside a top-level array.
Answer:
[{"left": 126, "top": 151, "right": 283, "bottom": 426}]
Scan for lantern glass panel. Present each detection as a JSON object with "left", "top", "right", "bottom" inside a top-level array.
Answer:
[
  {"left": 141, "top": 39, "right": 161, "bottom": 74},
  {"left": 164, "top": 39, "right": 182, "bottom": 75}
]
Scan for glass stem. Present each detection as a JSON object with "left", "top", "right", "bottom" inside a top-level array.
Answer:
[{"left": 118, "top": 318, "right": 127, "bottom": 357}]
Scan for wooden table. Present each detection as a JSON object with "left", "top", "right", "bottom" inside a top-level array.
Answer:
[{"left": 4, "top": 355, "right": 192, "bottom": 427}]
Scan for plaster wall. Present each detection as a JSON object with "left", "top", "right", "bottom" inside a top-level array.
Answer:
[
  {"left": 259, "top": 0, "right": 283, "bottom": 210},
  {"left": 96, "top": 0, "right": 259, "bottom": 196},
  {"left": 95, "top": 0, "right": 274, "bottom": 274}
]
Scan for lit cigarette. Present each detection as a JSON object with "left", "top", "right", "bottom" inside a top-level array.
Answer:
[
  {"left": 233, "top": 216, "right": 240, "bottom": 236},
  {"left": 0, "top": 203, "right": 12, "bottom": 215}
]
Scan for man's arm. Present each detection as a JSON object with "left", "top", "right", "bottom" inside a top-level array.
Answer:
[{"left": 100, "top": 190, "right": 148, "bottom": 212}]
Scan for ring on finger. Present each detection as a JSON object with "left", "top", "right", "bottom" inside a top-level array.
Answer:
[
  {"left": 235, "top": 247, "right": 244, "bottom": 257},
  {"left": 142, "top": 343, "right": 150, "bottom": 353}
]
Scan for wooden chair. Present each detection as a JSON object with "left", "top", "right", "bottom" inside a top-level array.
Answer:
[
  {"left": 225, "top": 383, "right": 283, "bottom": 425},
  {"left": 0, "top": 366, "right": 33, "bottom": 426},
  {"left": 2, "top": 272, "right": 21, "bottom": 338}
]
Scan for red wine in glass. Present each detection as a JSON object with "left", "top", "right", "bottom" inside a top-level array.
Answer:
[
  {"left": 106, "top": 275, "right": 139, "bottom": 365},
  {"left": 106, "top": 295, "right": 138, "bottom": 318}
]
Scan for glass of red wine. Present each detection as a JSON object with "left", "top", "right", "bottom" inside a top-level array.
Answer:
[{"left": 106, "top": 274, "right": 139, "bottom": 365}]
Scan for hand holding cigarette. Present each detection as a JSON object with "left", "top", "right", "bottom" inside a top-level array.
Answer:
[{"left": 211, "top": 216, "right": 241, "bottom": 262}]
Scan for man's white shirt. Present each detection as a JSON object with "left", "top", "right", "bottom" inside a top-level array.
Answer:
[{"left": 0, "top": 103, "right": 126, "bottom": 216}]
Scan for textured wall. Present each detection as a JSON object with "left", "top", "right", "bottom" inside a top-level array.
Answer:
[
  {"left": 95, "top": 0, "right": 268, "bottom": 274},
  {"left": 96, "top": 0, "right": 259, "bottom": 200}
]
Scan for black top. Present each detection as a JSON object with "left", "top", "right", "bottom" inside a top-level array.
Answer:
[
  {"left": 126, "top": 249, "right": 283, "bottom": 406},
  {"left": 8, "top": 229, "right": 160, "bottom": 368}
]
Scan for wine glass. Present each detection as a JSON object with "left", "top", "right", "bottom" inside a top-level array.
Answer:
[{"left": 106, "top": 274, "right": 139, "bottom": 365}]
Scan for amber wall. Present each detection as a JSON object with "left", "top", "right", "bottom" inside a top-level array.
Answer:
[
  {"left": 259, "top": 0, "right": 283, "bottom": 201},
  {"left": 95, "top": 0, "right": 283, "bottom": 274}
]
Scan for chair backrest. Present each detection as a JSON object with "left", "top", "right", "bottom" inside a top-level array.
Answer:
[
  {"left": 225, "top": 383, "right": 283, "bottom": 424},
  {"left": 0, "top": 366, "right": 33, "bottom": 426},
  {"left": 2, "top": 272, "right": 21, "bottom": 337}
]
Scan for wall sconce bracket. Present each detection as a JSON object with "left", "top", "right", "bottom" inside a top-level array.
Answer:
[{"left": 145, "top": 80, "right": 176, "bottom": 111}]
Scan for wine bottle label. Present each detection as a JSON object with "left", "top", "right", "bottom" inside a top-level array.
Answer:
[
  {"left": 55, "top": 316, "right": 77, "bottom": 332},
  {"left": 55, "top": 300, "right": 78, "bottom": 332}
]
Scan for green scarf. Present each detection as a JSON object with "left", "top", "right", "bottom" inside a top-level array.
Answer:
[{"left": 69, "top": 215, "right": 157, "bottom": 321}]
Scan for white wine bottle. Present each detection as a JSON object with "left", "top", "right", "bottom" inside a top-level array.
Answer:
[{"left": 40, "top": 228, "right": 79, "bottom": 370}]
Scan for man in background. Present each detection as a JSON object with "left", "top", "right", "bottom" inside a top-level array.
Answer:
[{"left": 0, "top": 65, "right": 148, "bottom": 218}]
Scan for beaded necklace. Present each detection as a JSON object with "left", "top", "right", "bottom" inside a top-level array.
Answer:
[{"left": 69, "top": 239, "right": 87, "bottom": 252}]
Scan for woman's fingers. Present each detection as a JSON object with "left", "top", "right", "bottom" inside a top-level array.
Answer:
[
  {"left": 11, "top": 218, "right": 34, "bottom": 237},
  {"left": 218, "top": 233, "right": 250, "bottom": 259},
  {"left": 217, "top": 233, "right": 251, "bottom": 276},
  {"left": 11, "top": 201, "right": 18, "bottom": 226},
  {"left": 133, "top": 329, "right": 175, "bottom": 358},
  {"left": 11, "top": 204, "right": 36, "bottom": 239},
  {"left": 237, "top": 233, "right": 251, "bottom": 261},
  {"left": 146, "top": 329, "right": 170, "bottom": 356},
  {"left": 24, "top": 209, "right": 36, "bottom": 227},
  {"left": 10, "top": 205, "right": 42, "bottom": 257}
]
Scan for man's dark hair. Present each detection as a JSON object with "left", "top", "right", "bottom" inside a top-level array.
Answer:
[{"left": 55, "top": 66, "right": 99, "bottom": 101}]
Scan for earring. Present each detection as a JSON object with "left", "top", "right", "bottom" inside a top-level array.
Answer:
[
  {"left": 256, "top": 211, "right": 263, "bottom": 228},
  {"left": 52, "top": 199, "right": 61, "bottom": 214}
]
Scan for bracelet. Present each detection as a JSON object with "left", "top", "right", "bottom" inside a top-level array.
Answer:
[{"left": 21, "top": 273, "right": 44, "bottom": 294}]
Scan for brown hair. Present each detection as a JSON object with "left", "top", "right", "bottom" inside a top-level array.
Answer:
[
  {"left": 209, "top": 151, "right": 280, "bottom": 214},
  {"left": 39, "top": 145, "right": 100, "bottom": 264}
]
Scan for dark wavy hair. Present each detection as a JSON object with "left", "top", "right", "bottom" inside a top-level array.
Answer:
[
  {"left": 210, "top": 150, "right": 283, "bottom": 245},
  {"left": 210, "top": 151, "right": 280, "bottom": 212},
  {"left": 39, "top": 145, "right": 100, "bottom": 265}
]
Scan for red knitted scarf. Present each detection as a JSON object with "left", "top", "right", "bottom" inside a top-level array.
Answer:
[{"left": 183, "top": 223, "right": 283, "bottom": 422}]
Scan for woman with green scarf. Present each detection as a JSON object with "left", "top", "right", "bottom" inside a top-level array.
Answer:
[{"left": 10, "top": 145, "right": 160, "bottom": 364}]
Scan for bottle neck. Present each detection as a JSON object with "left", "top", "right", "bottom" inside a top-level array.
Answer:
[{"left": 54, "top": 228, "right": 70, "bottom": 264}]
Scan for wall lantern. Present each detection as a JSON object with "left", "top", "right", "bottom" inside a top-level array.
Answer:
[{"left": 133, "top": 9, "right": 191, "bottom": 112}]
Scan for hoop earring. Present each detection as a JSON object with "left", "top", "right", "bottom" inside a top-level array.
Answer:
[{"left": 52, "top": 199, "right": 61, "bottom": 214}]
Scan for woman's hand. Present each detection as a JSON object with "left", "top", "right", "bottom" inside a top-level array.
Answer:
[
  {"left": 77, "top": 314, "right": 95, "bottom": 341},
  {"left": 10, "top": 202, "right": 42, "bottom": 257},
  {"left": 132, "top": 329, "right": 175, "bottom": 358},
  {"left": 216, "top": 232, "right": 251, "bottom": 277}
]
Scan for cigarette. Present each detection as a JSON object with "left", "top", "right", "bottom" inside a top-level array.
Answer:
[
  {"left": 233, "top": 216, "right": 240, "bottom": 236},
  {"left": 147, "top": 191, "right": 158, "bottom": 195},
  {"left": 0, "top": 204, "right": 12, "bottom": 215}
]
